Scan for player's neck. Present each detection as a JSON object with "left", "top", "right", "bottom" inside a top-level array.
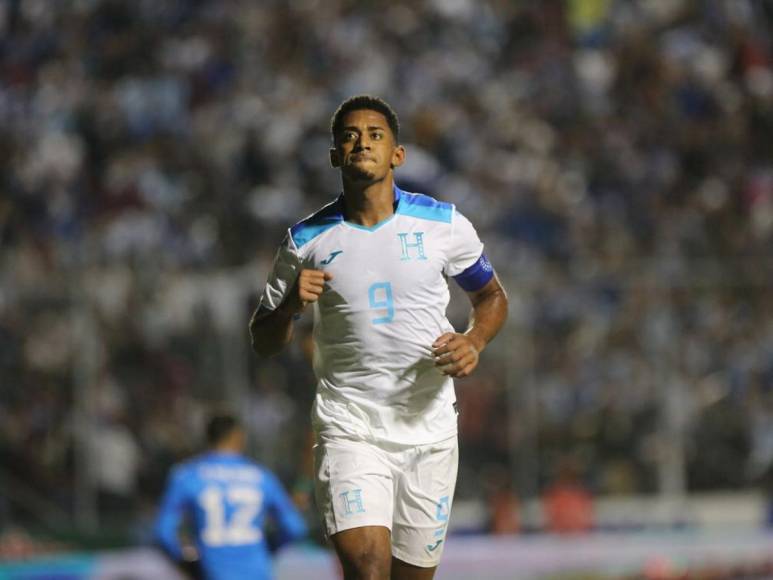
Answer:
[
  {"left": 342, "top": 178, "right": 395, "bottom": 227},
  {"left": 210, "top": 447, "right": 241, "bottom": 455},
  {"left": 211, "top": 443, "right": 242, "bottom": 455}
]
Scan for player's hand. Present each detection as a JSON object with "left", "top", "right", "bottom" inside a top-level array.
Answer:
[
  {"left": 282, "top": 269, "right": 333, "bottom": 316},
  {"left": 432, "top": 332, "right": 482, "bottom": 378},
  {"left": 179, "top": 558, "right": 204, "bottom": 580},
  {"left": 178, "top": 546, "right": 203, "bottom": 580}
]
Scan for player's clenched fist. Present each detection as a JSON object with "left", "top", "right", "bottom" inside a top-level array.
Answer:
[
  {"left": 432, "top": 332, "right": 482, "bottom": 378},
  {"left": 282, "top": 269, "right": 333, "bottom": 316}
]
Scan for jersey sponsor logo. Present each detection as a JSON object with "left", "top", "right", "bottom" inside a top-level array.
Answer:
[
  {"left": 397, "top": 232, "right": 427, "bottom": 261},
  {"left": 320, "top": 250, "right": 343, "bottom": 265},
  {"left": 426, "top": 540, "right": 443, "bottom": 553}
]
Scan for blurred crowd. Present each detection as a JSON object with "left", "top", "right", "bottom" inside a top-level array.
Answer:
[{"left": 1, "top": 0, "right": 773, "bottom": 539}]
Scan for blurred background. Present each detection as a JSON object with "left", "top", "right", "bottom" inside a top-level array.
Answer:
[{"left": 1, "top": 0, "right": 773, "bottom": 578}]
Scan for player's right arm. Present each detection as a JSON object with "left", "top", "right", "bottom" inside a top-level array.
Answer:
[
  {"left": 154, "top": 467, "right": 189, "bottom": 561},
  {"left": 249, "top": 268, "right": 331, "bottom": 357},
  {"left": 154, "top": 467, "right": 204, "bottom": 579}
]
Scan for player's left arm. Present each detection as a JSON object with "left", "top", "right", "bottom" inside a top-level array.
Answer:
[
  {"left": 154, "top": 469, "right": 191, "bottom": 561},
  {"left": 433, "top": 273, "right": 508, "bottom": 378}
]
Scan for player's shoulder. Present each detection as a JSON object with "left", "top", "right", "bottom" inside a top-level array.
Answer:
[
  {"left": 289, "top": 195, "right": 344, "bottom": 249},
  {"left": 218, "top": 453, "right": 270, "bottom": 477},
  {"left": 242, "top": 458, "right": 276, "bottom": 482},
  {"left": 395, "top": 186, "right": 454, "bottom": 224},
  {"left": 230, "top": 458, "right": 281, "bottom": 492},
  {"left": 176, "top": 453, "right": 213, "bottom": 474},
  {"left": 174, "top": 452, "right": 229, "bottom": 475},
  {"left": 166, "top": 457, "right": 199, "bottom": 486}
]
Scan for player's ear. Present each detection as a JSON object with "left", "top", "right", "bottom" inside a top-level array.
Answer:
[
  {"left": 390, "top": 145, "right": 406, "bottom": 169},
  {"left": 330, "top": 148, "right": 340, "bottom": 168}
]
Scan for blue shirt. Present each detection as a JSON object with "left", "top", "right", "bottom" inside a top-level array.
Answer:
[{"left": 154, "top": 452, "right": 307, "bottom": 580}]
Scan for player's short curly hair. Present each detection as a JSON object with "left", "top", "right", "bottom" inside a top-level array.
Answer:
[
  {"left": 330, "top": 95, "right": 400, "bottom": 144},
  {"left": 206, "top": 413, "right": 240, "bottom": 445}
]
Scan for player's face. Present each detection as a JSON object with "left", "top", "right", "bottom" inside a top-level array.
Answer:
[{"left": 332, "top": 109, "right": 404, "bottom": 184}]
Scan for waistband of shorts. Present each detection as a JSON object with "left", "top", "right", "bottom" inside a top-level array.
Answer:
[{"left": 314, "top": 429, "right": 458, "bottom": 451}]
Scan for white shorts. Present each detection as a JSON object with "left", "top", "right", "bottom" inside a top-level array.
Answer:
[{"left": 313, "top": 434, "right": 458, "bottom": 567}]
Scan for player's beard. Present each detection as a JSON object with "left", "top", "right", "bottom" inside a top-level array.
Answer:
[{"left": 343, "top": 161, "right": 379, "bottom": 183}]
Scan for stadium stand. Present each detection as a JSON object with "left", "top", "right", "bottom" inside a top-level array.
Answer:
[{"left": 1, "top": 3, "right": 772, "bottom": 575}]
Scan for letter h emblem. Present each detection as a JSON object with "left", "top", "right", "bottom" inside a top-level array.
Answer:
[
  {"left": 340, "top": 489, "right": 366, "bottom": 516},
  {"left": 398, "top": 232, "right": 427, "bottom": 261}
]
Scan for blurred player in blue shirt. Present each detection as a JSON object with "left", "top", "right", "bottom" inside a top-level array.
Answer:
[{"left": 154, "top": 413, "right": 307, "bottom": 580}]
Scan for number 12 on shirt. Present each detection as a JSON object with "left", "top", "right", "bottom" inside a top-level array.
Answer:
[
  {"left": 199, "top": 485, "right": 263, "bottom": 547},
  {"left": 368, "top": 282, "right": 394, "bottom": 324}
]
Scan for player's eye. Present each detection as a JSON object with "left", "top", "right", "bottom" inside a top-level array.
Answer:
[
  {"left": 343, "top": 131, "right": 358, "bottom": 141},
  {"left": 371, "top": 132, "right": 383, "bottom": 140}
]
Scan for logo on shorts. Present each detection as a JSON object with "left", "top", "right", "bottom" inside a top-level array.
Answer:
[
  {"left": 339, "top": 489, "right": 365, "bottom": 516},
  {"left": 436, "top": 496, "right": 449, "bottom": 522},
  {"left": 426, "top": 540, "right": 443, "bottom": 553}
]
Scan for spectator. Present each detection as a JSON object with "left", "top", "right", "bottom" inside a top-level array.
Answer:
[
  {"left": 542, "top": 456, "right": 594, "bottom": 534},
  {"left": 0, "top": 0, "right": 771, "bottom": 536}
]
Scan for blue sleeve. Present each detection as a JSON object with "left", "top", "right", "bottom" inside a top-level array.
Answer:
[
  {"left": 452, "top": 252, "right": 494, "bottom": 292},
  {"left": 154, "top": 467, "right": 190, "bottom": 561},
  {"left": 265, "top": 473, "right": 308, "bottom": 549}
]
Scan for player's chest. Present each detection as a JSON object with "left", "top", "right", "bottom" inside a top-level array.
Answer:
[{"left": 306, "top": 222, "right": 446, "bottom": 296}]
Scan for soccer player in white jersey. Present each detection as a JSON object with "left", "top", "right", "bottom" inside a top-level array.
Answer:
[{"left": 250, "top": 95, "right": 508, "bottom": 580}]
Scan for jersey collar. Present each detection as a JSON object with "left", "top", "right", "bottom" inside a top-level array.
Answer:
[{"left": 337, "top": 183, "right": 404, "bottom": 220}]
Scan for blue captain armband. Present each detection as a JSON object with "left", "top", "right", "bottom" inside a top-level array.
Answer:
[{"left": 453, "top": 253, "right": 494, "bottom": 292}]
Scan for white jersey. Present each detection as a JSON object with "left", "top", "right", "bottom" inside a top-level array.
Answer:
[{"left": 259, "top": 186, "right": 491, "bottom": 445}]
